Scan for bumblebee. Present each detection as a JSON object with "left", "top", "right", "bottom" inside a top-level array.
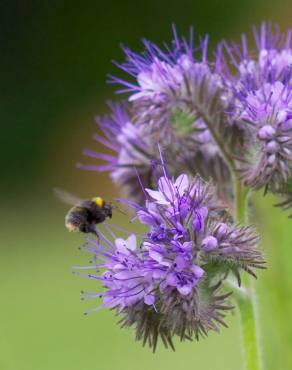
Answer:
[{"left": 55, "top": 189, "right": 112, "bottom": 236}]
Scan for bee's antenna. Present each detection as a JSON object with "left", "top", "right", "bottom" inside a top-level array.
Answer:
[{"left": 111, "top": 203, "right": 127, "bottom": 215}]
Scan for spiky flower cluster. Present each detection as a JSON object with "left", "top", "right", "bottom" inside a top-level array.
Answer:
[
  {"left": 79, "top": 29, "right": 233, "bottom": 203},
  {"left": 78, "top": 23, "right": 292, "bottom": 212},
  {"left": 238, "top": 82, "right": 292, "bottom": 191},
  {"left": 217, "top": 23, "right": 292, "bottom": 201},
  {"left": 79, "top": 161, "right": 264, "bottom": 350}
]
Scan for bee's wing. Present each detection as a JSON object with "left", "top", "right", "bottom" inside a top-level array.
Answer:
[{"left": 54, "top": 187, "right": 84, "bottom": 206}]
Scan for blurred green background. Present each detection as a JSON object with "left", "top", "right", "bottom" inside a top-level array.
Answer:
[{"left": 1, "top": 1, "right": 292, "bottom": 369}]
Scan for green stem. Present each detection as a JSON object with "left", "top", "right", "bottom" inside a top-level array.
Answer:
[
  {"left": 237, "top": 279, "right": 262, "bottom": 370},
  {"left": 234, "top": 177, "right": 249, "bottom": 224},
  {"left": 234, "top": 180, "right": 263, "bottom": 370}
]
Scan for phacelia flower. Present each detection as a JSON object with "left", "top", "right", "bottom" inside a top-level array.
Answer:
[
  {"left": 218, "top": 23, "right": 292, "bottom": 90},
  {"left": 238, "top": 81, "right": 292, "bottom": 191},
  {"left": 77, "top": 159, "right": 264, "bottom": 350},
  {"left": 110, "top": 28, "right": 233, "bottom": 188},
  {"left": 216, "top": 23, "right": 292, "bottom": 197}
]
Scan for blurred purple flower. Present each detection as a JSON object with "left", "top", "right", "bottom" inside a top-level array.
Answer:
[
  {"left": 77, "top": 102, "right": 156, "bottom": 204},
  {"left": 110, "top": 27, "right": 232, "bottom": 187}
]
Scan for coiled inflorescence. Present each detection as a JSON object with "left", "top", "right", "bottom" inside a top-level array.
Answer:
[
  {"left": 78, "top": 160, "right": 264, "bottom": 350},
  {"left": 78, "top": 23, "right": 292, "bottom": 213},
  {"left": 79, "top": 28, "right": 233, "bottom": 202},
  {"left": 218, "top": 23, "right": 292, "bottom": 203}
]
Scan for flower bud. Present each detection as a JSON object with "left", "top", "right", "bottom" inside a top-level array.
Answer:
[{"left": 202, "top": 236, "right": 218, "bottom": 251}]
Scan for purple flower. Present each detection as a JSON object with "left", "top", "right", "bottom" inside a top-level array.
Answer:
[
  {"left": 111, "top": 27, "right": 197, "bottom": 100},
  {"left": 128, "top": 58, "right": 184, "bottom": 102},
  {"left": 110, "top": 27, "right": 232, "bottom": 188},
  {"left": 78, "top": 158, "right": 264, "bottom": 349},
  {"left": 238, "top": 80, "right": 292, "bottom": 191},
  {"left": 216, "top": 23, "right": 292, "bottom": 194},
  {"left": 202, "top": 235, "right": 218, "bottom": 251},
  {"left": 145, "top": 173, "right": 189, "bottom": 205},
  {"left": 80, "top": 234, "right": 155, "bottom": 310},
  {"left": 217, "top": 23, "right": 292, "bottom": 89}
]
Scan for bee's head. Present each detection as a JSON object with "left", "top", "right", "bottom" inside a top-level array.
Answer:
[
  {"left": 103, "top": 203, "right": 113, "bottom": 218},
  {"left": 92, "top": 197, "right": 112, "bottom": 218}
]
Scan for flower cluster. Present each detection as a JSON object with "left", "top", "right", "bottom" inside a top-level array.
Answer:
[
  {"left": 218, "top": 23, "right": 292, "bottom": 199},
  {"left": 238, "top": 82, "right": 292, "bottom": 191},
  {"left": 79, "top": 163, "right": 264, "bottom": 350},
  {"left": 78, "top": 23, "right": 292, "bottom": 213},
  {"left": 79, "top": 29, "right": 233, "bottom": 203}
]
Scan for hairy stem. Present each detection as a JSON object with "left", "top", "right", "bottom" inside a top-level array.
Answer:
[
  {"left": 237, "top": 279, "right": 262, "bottom": 370},
  {"left": 235, "top": 180, "right": 263, "bottom": 370},
  {"left": 234, "top": 177, "right": 250, "bottom": 224}
]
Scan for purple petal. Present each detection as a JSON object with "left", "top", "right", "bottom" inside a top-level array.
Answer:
[
  {"left": 174, "top": 174, "right": 189, "bottom": 195},
  {"left": 145, "top": 188, "right": 169, "bottom": 204},
  {"left": 166, "top": 272, "right": 178, "bottom": 287},
  {"left": 192, "top": 265, "right": 205, "bottom": 279},
  {"left": 177, "top": 283, "right": 193, "bottom": 295},
  {"left": 149, "top": 250, "right": 164, "bottom": 263},
  {"left": 174, "top": 255, "right": 188, "bottom": 270},
  {"left": 126, "top": 234, "right": 137, "bottom": 251},
  {"left": 201, "top": 236, "right": 218, "bottom": 251},
  {"left": 144, "top": 293, "right": 155, "bottom": 305},
  {"left": 158, "top": 177, "right": 174, "bottom": 202}
]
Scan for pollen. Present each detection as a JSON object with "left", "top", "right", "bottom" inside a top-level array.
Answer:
[{"left": 92, "top": 196, "right": 104, "bottom": 208}]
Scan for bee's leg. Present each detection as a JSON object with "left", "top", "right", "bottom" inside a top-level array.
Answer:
[
  {"left": 89, "top": 225, "right": 100, "bottom": 243},
  {"left": 94, "top": 231, "right": 100, "bottom": 243}
]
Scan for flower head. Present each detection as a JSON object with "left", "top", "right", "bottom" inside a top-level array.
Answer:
[
  {"left": 78, "top": 159, "right": 264, "bottom": 350},
  {"left": 113, "top": 34, "right": 225, "bottom": 135},
  {"left": 111, "top": 26, "right": 197, "bottom": 99},
  {"left": 108, "top": 28, "right": 234, "bottom": 191},
  {"left": 217, "top": 23, "right": 292, "bottom": 89},
  {"left": 216, "top": 23, "right": 292, "bottom": 195},
  {"left": 238, "top": 81, "right": 292, "bottom": 190}
]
